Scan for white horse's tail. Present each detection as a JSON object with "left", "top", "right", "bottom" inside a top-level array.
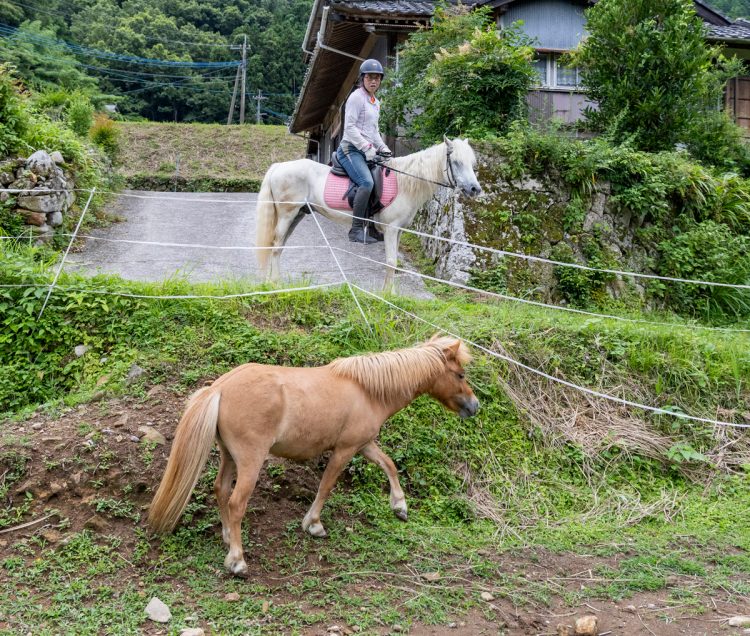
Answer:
[{"left": 256, "top": 165, "right": 277, "bottom": 276}]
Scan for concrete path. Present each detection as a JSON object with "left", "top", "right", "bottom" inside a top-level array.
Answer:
[{"left": 66, "top": 191, "right": 432, "bottom": 299}]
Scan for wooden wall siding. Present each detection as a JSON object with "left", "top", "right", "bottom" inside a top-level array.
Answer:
[
  {"left": 500, "top": 0, "right": 587, "bottom": 50},
  {"left": 725, "top": 77, "right": 750, "bottom": 132}
]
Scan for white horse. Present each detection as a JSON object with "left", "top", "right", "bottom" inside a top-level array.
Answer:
[{"left": 255, "top": 137, "right": 482, "bottom": 291}]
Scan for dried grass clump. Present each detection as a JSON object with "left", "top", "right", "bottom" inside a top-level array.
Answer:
[{"left": 490, "top": 340, "right": 750, "bottom": 476}]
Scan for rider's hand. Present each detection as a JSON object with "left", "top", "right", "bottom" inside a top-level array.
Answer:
[
  {"left": 378, "top": 146, "right": 392, "bottom": 159},
  {"left": 364, "top": 145, "right": 377, "bottom": 162}
]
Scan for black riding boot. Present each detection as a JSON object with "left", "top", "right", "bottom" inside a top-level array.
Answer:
[{"left": 348, "top": 187, "right": 378, "bottom": 244}]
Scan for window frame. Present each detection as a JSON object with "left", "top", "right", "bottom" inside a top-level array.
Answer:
[{"left": 532, "top": 52, "right": 583, "bottom": 90}]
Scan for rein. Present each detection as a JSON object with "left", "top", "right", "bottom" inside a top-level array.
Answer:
[{"left": 376, "top": 146, "right": 457, "bottom": 189}]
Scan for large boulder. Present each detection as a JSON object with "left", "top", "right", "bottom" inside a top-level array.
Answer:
[{"left": 26, "top": 150, "right": 56, "bottom": 177}]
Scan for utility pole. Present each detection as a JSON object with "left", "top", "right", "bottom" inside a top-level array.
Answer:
[
  {"left": 227, "top": 63, "right": 241, "bottom": 125},
  {"left": 239, "top": 34, "right": 247, "bottom": 125},
  {"left": 254, "top": 89, "right": 267, "bottom": 125}
]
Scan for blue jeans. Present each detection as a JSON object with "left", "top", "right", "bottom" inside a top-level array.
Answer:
[{"left": 336, "top": 142, "right": 374, "bottom": 194}]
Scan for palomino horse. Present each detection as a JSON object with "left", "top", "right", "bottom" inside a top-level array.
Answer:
[
  {"left": 256, "top": 138, "right": 482, "bottom": 291},
  {"left": 148, "top": 335, "right": 479, "bottom": 576}
]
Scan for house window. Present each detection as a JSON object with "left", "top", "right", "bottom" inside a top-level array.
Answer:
[{"left": 533, "top": 53, "right": 582, "bottom": 89}]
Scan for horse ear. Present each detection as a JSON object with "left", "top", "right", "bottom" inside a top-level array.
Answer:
[
  {"left": 444, "top": 339, "right": 461, "bottom": 360},
  {"left": 443, "top": 135, "right": 454, "bottom": 151}
]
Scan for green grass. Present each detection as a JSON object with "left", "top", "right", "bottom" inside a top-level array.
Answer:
[
  {"left": 0, "top": 244, "right": 748, "bottom": 633},
  {"left": 115, "top": 122, "right": 306, "bottom": 191}
]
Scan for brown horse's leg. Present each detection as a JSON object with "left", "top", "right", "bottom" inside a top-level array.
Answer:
[
  {"left": 302, "top": 447, "right": 358, "bottom": 538},
  {"left": 360, "top": 442, "right": 408, "bottom": 521},
  {"left": 223, "top": 449, "right": 265, "bottom": 576},
  {"left": 214, "top": 440, "right": 236, "bottom": 545}
]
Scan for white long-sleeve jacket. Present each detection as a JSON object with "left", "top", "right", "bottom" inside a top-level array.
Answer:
[{"left": 341, "top": 87, "right": 387, "bottom": 152}]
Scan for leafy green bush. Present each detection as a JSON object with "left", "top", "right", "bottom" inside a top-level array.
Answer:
[
  {"left": 685, "top": 109, "right": 750, "bottom": 175},
  {"left": 90, "top": 113, "right": 120, "bottom": 158},
  {"left": 0, "top": 64, "right": 29, "bottom": 154},
  {"left": 383, "top": 5, "right": 536, "bottom": 142},
  {"left": 656, "top": 221, "right": 750, "bottom": 318},
  {"left": 65, "top": 94, "right": 94, "bottom": 137},
  {"left": 569, "top": 0, "right": 743, "bottom": 159},
  {"left": 481, "top": 125, "right": 750, "bottom": 318}
]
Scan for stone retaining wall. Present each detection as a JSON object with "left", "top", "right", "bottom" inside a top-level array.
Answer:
[
  {"left": 413, "top": 146, "right": 651, "bottom": 300},
  {"left": 0, "top": 150, "right": 76, "bottom": 241}
]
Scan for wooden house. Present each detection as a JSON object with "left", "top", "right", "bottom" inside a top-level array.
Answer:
[{"left": 289, "top": 0, "right": 750, "bottom": 160}]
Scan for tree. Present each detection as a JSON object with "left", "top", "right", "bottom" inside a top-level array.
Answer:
[
  {"left": 0, "top": 21, "right": 99, "bottom": 93},
  {"left": 706, "top": 0, "right": 750, "bottom": 19},
  {"left": 571, "top": 0, "right": 742, "bottom": 153},
  {"left": 383, "top": 5, "right": 536, "bottom": 143}
]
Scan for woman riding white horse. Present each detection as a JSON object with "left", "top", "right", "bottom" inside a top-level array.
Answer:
[{"left": 336, "top": 58, "right": 392, "bottom": 244}]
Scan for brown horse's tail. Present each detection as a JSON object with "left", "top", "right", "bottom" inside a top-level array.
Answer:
[
  {"left": 255, "top": 165, "right": 277, "bottom": 278},
  {"left": 148, "top": 387, "right": 221, "bottom": 533}
]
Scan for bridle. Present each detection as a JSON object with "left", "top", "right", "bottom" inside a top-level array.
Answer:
[{"left": 375, "top": 144, "right": 458, "bottom": 189}]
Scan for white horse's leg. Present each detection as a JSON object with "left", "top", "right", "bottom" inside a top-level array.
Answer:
[
  {"left": 269, "top": 207, "right": 302, "bottom": 283},
  {"left": 382, "top": 227, "right": 400, "bottom": 293}
]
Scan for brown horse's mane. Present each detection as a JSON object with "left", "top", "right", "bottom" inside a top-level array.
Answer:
[{"left": 328, "top": 336, "right": 471, "bottom": 402}]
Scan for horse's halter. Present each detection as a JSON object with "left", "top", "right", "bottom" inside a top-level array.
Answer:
[{"left": 444, "top": 145, "right": 458, "bottom": 189}]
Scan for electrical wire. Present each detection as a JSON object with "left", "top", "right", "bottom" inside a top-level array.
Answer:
[{"left": 0, "top": 22, "right": 239, "bottom": 67}]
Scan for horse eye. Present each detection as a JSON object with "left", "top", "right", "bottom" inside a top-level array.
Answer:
[{"left": 457, "top": 372, "right": 465, "bottom": 380}]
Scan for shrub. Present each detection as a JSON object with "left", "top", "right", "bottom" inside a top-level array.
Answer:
[
  {"left": 685, "top": 109, "right": 750, "bottom": 175},
  {"left": 383, "top": 5, "right": 536, "bottom": 143},
  {"left": 656, "top": 221, "right": 750, "bottom": 318},
  {"left": 0, "top": 65, "right": 29, "bottom": 154},
  {"left": 570, "top": 0, "right": 743, "bottom": 156},
  {"left": 65, "top": 94, "right": 94, "bottom": 137},
  {"left": 90, "top": 114, "right": 120, "bottom": 159}
]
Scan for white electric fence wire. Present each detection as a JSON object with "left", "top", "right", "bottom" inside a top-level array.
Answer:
[
  {"left": 307, "top": 201, "right": 372, "bottom": 333},
  {"left": 52, "top": 282, "right": 338, "bottom": 300},
  {"left": 9, "top": 187, "right": 750, "bottom": 289},
  {"left": 304, "top": 200, "right": 750, "bottom": 291},
  {"left": 334, "top": 247, "right": 750, "bottom": 334},
  {"left": 350, "top": 283, "right": 750, "bottom": 430},
  {"left": 37, "top": 188, "right": 95, "bottom": 319},
  {"left": 62, "top": 234, "right": 329, "bottom": 252}
]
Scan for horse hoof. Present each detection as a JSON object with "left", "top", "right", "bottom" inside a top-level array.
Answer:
[
  {"left": 225, "top": 555, "right": 248, "bottom": 576},
  {"left": 307, "top": 522, "right": 327, "bottom": 538},
  {"left": 394, "top": 508, "right": 408, "bottom": 522}
]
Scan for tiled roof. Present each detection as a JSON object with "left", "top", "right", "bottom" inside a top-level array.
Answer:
[
  {"left": 707, "top": 22, "right": 750, "bottom": 42},
  {"left": 330, "top": 0, "right": 481, "bottom": 16}
]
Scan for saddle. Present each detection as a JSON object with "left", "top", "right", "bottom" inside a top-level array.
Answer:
[{"left": 329, "top": 152, "right": 388, "bottom": 217}]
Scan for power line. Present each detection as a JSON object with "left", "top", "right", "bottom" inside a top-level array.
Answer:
[{"left": 0, "top": 23, "right": 239, "bottom": 67}]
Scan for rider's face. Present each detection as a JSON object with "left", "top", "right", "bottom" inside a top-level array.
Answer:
[{"left": 363, "top": 73, "right": 382, "bottom": 95}]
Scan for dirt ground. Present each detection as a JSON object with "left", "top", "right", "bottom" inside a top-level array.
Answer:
[{"left": 1, "top": 388, "right": 747, "bottom": 636}]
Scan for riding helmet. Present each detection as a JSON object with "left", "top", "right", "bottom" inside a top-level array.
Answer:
[{"left": 359, "top": 58, "right": 384, "bottom": 76}]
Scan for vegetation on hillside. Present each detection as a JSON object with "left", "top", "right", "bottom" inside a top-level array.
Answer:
[
  {"left": 114, "top": 121, "right": 305, "bottom": 191},
  {"left": 0, "top": 244, "right": 748, "bottom": 632},
  {"left": 0, "top": 0, "right": 312, "bottom": 123},
  {"left": 709, "top": 0, "right": 750, "bottom": 18},
  {"left": 479, "top": 125, "right": 750, "bottom": 320},
  {"left": 0, "top": 65, "right": 115, "bottom": 240}
]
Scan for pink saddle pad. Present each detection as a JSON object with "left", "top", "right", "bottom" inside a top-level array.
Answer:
[{"left": 323, "top": 168, "right": 398, "bottom": 211}]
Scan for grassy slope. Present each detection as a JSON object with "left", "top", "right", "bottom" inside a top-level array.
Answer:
[
  {"left": 0, "top": 248, "right": 749, "bottom": 633},
  {"left": 115, "top": 122, "right": 306, "bottom": 191}
]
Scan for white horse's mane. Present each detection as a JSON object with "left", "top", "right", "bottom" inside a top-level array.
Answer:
[{"left": 388, "top": 139, "right": 475, "bottom": 201}]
